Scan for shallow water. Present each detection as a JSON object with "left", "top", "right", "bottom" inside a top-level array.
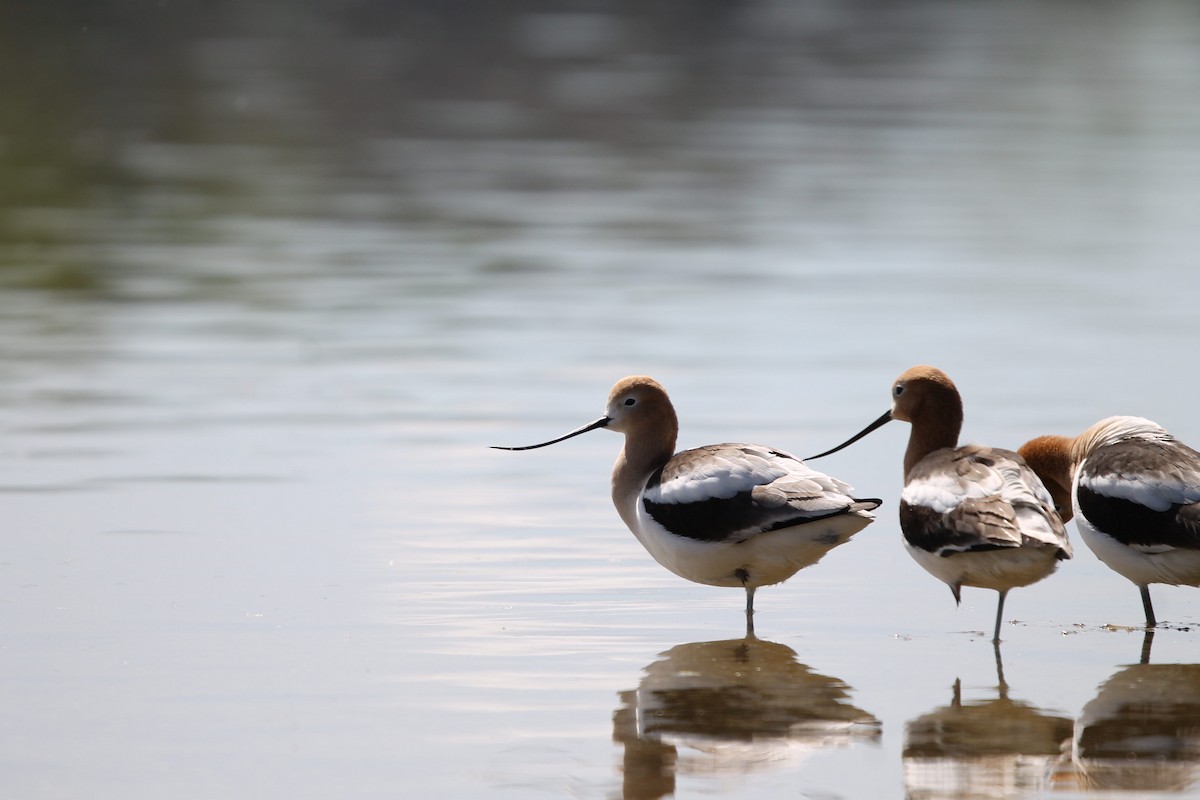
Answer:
[{"left": 3, "top": 1, "right": 1200, "bottom": 798}]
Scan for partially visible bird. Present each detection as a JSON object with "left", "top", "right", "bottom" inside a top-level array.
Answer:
[{"left": 1019, "top": 416, "right": 1200, "bottom": 628}]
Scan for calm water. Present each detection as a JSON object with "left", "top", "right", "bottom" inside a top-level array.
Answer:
[{"left": 3, "top": 1, "right": 1200, "bottom": 798}]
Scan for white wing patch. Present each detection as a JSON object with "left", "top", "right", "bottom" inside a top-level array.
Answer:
[
  {"left": 645, "top": 444, "right": 857, "bottom": 507},
  {"left": 1080, "top": 461, "right": 1200, "bottom": 512},
  {"left": 901, "top": 470, "right": 999, "bottom": 515},
  {"left": 649, "top": 450, "right": 786, "bottom": 504}
]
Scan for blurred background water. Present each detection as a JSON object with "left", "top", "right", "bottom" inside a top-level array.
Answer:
[{"left": 2, "top": 1, "right": 1200, "bottom": 798}]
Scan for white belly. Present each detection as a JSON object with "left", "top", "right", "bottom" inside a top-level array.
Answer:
[
  {"left": 904, "top": 540, "right": 1062, "bottom": 593},
  {"left": 1078, "top": 516, "right": 1200, "bottom": 588},
  {"left": 631, "top": 506, "right": 872, "bottom": 589}
]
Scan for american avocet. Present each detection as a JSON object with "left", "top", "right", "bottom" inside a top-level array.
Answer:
[
  {"left": 1018, "top": 416, "right": 1200, "bottom": 628},
  {"left": 808, "top": 366, "right": 1071, "bottom": 643},
  {"left": 493, "top": 376, "right": 881, "bottom": 632}
]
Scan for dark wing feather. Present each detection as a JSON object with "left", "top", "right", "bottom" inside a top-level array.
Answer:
[
  {"left": 643, "top": 444, "right": 880, "bottom": 543},
  {"left": 900, "top": 498, "right": 1021, "bottom": 556},
  {"left": 1077, "top": 441, "right": 1200, "bottom": 550},
  {"left": 900, "top": 445, "right": 1070, "bottom": 558}
]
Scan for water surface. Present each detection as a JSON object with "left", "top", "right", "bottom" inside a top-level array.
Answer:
[{"left": 2, "top": 2, "right": 1200, "bottom": 798}]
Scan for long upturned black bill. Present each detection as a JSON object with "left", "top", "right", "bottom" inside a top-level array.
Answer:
[
  {"left": 806, "top": 410, "right": 893, "bottom": 460},
  {"left": 491, "top": 416, "right": 612, "bottom": 451}
]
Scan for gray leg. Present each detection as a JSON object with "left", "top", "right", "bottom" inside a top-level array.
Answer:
[
  {"left": 1140, "top": 584, "right": 1156, "bottom": 628},
  {"left": 736, "top": 569, "right": 756, "bottom": 637},
  {"left": 992, "top": 589, "right": 1009, "bottom": 643},
  {"left": 736, "top": 568, "right": 753, "bottom": 614}
]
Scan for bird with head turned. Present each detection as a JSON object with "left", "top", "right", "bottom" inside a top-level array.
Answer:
[{"left": 1018, "top": 416, "right": 1200, "bottom": 628}]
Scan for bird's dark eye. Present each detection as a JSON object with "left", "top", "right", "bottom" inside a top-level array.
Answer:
[
  {"left": 894, "top": 384, "right": 904, "bottom": 396},
  {"left": 624, "top": 397, "right": 636, "bottom": 406}
]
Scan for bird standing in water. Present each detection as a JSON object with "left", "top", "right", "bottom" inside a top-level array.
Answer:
[
  {"left": 1019, "top": 416, "right": 1200, "bottom": 628},
  {"left": 494, "top": 375, "right": 880, "bottom": 633},
  {"left": 809, "top": 365, "right": 1071, "bottom": 643}
]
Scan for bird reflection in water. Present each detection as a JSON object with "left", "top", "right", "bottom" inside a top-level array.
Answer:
[
  {"left": 903, "top": 646, "right": 1073, "bottom": 799},
  {"left": 612, "top": 636, "right": 880, "bottom": 800},
  {"left": 1056, "top": 633, "right": 1200, "bottom": 793}
]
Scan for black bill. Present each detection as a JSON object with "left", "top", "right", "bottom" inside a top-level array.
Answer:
[
  {"left": 806, "top": 410, "right": 893, "bottom": 460},
  {"left": 491, "top": 416, "right": 612, "bottom": 451}
]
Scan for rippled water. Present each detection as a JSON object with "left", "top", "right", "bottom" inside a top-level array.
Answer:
[{"left": 3, "top": 1, "right": 1200, "bottom": 798}]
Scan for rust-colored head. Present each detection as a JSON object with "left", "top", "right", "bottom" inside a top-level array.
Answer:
[
  {"left": 889, "top": 366, "right": 962, "bottom": 427},
  {"left": 1016, "top": 435, "right": 1075, "bottom": 522},
  {"left": 889, "top": 366, "right": 965, "bottom": 478}
]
